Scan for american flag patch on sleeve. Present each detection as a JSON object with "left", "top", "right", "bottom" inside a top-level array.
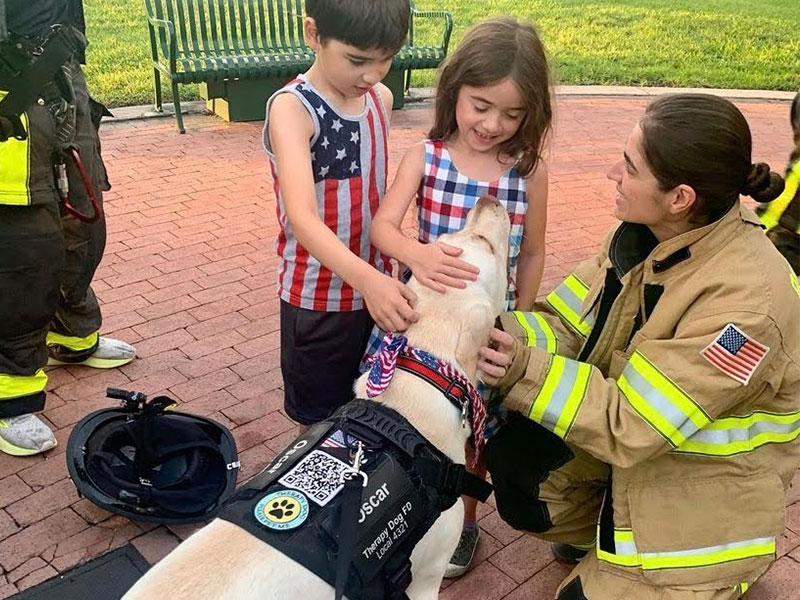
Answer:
[{"left": 700, "top": 324, "right": 769, "bottom": 385}]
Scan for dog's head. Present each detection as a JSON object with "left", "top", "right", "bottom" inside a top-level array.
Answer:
[{"left": 407, "top": 196, "right": 511, "bottom": 379}]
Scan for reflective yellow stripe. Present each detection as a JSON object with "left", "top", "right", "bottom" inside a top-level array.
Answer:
[
  {"left": 46, "top": 331, "right": 99, "bottom": 352},
  {"left": 511, "top": 311, "right": 558, "bottom": 353},
  {"left": 641, "top": 537, "right": 775, "bottom": 570},
  {"left": 617, "top": 352, "right": 711, "bottom": 447},
  {"left": 596, "top": 527, "right": 642, "bottom": 567},
  {"left": 0, "top": 92, "right": 32, "bottom": 206},
  {"left": 0, "top": 369, "right": 48, "bottom": 400},
  {"left": 739, "top": 581, "right": 750, "bottom": 594},
  {"left": 545, "top": 275, "right": 593, "bottom": 336},
  {"left": 759, "top": 161, "right": 799, "bottom": 231},
  {"left": 528, "top": 355, "right": 591, "bottom": 438},
  {"left": 791, "top": 270, "right": 800, "bottom": 298},
  {"left": 596, "top": 528, "right": 775, "bottom": 572},
  {"left": 674, "top": 410, "right": 800, "bottom": 456}
]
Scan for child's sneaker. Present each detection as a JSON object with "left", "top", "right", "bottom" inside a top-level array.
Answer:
[
  {"left": 48, "top": 336, "right": 136, "bottom": 369},
  {"left": 444, "top": 525, "right": 480, "bottom": 578},
  {"left": 0, "top": 413, "right": 57, "bottom": 456}
]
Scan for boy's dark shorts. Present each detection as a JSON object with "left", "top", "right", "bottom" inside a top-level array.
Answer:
[{"left": 280, "top": 300, "right": 374, "bottom": 425}]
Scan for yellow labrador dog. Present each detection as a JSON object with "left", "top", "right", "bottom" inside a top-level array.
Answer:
[{"left": 123, "top": 196, "right": 510, "bottom": 600}]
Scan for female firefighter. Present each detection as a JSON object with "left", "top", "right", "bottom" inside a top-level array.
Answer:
[{"left": 479, "top": 93, "right": 800, "bottom": 600}]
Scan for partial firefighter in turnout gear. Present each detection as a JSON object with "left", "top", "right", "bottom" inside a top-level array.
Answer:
[
  {"left": 479, "top": 94, "right": 800, "bottom": 600},
  {"left": 0, "top": 0, "right": 135, "bottom": 456}
]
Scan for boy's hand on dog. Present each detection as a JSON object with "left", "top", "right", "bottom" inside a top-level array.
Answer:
[
  {"left": 478, "top": 328, "right": 517, "bottom": 387},
  {"left": 410, "top": 242, "right": 480, "bottom": 293},
  {"left": 363, "top": 272, "right": 419, "bottom": 332}
]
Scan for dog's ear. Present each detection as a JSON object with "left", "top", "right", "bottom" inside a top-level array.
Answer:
[{"left": 455, "top": 301, "right": 495, "bottom": 381}]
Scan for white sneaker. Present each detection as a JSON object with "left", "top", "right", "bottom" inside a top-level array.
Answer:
[
  {"left": 0, "top": 413, "right": 57, "bottom": 456},
  {"left": 48, "top": 336, "right": 136, "bottom": 369}
]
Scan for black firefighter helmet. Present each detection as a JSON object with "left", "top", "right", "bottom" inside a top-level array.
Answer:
[{"left": 67, "top": 388, "right": 239, "bottom": 524}]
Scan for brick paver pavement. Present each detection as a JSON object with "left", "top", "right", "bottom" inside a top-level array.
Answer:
[{"left": 1, "top": 97, "right": 798, "bottom": 599}]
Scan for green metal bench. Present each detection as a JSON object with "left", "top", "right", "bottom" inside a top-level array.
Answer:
[{"left": 144, "top": 0, "right": 453, "bottom": 133}]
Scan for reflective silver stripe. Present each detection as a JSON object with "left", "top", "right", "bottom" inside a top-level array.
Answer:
[
  {"left": 618, "top": 352, "right": 711, "bottom": 447},
  {"left": 512, "top": 311, "right": 557, "bottom": 352},
  {"left": 538, "top": 358, "right": 582, "bottom": 431},
  {"left": 554, "top": 281, "right": 584, "bottom": 319},
  {"left": 674, "top": 411, "right": 800, "bottom": 456},
  {"left": 619, "top": 362, "right": 703, "bottom": 445},
  {"left": 640, "top": 536, "right": 775, "bottom": 570}
]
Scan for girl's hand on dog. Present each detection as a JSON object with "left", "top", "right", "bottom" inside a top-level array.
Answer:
[
  {"left": 410, "top": 241, "right": 480, "bottom": 293},
  {"left": 478, "top": 328, "right": 517, "bottom": 387}
]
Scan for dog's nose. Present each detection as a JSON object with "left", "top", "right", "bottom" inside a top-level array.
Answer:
[{"left": 477, "top": 195, "right": 501, "bottom": 209}]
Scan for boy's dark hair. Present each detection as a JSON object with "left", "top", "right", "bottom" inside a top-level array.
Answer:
[
  {"left": 640, "top": 94, "right": 785, "bottom": 225},
  {"left": 305, "top": 0, "right": 409, "bottom": 52},
  {"left": 429, "top": 18, "right": 552, "bottom": 177}
]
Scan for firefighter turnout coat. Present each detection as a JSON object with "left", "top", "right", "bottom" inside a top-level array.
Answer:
[{"left": 497, "top": 202, "right": 800, "bottom": 590}]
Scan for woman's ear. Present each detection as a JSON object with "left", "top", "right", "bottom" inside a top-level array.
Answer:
[
  {"left": 304, "top": 17, "right": 320, "bottom": 50},
  {"left": 669, "top": 183, "right": 697, "bottom": 217}
]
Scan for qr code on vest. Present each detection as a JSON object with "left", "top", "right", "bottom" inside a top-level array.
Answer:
[{"left": 278, "top": 449, "right": 350, "bottom": 506}]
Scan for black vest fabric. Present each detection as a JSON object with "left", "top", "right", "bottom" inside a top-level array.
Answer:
[{"left": 218, "top": 400, "right": 462, "bottom": 600}]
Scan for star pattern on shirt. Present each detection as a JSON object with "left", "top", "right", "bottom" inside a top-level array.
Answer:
[{"left": 305, "top": 100, "right": 362, "bottom": 182}]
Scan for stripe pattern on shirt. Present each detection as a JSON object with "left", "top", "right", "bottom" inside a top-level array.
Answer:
[{"left": 267, "top": 76, "right": 388, "bottom": 311}]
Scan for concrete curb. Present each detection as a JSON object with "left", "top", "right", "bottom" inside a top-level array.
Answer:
[{"left": 103, "top": 86, "right": 796, "bottom": 123}]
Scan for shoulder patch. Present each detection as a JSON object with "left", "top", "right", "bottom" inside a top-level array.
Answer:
[{"left": 700, "top": 323, "right": 770, "bottom": 385}]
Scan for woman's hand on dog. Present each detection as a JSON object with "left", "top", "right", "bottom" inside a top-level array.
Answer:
[
  {"left": 363, "top": 272, "right": 419, "bottom": 332},
  {"left": 409, "top": 242, "right": 480, "bottom": 293},
  {"left": 478, "top": 328, "right": 517, "bottom": 387}
]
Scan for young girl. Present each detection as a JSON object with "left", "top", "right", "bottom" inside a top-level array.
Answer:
[{"left": 368, "top": 17, "right": 553, "bottom": 577}]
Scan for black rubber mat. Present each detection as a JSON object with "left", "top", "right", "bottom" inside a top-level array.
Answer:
[{"left": 10, "top": 544, "right": 150, "bottom": 600}]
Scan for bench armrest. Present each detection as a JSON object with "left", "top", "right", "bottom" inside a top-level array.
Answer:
[
  {"left": 144, "top": 10, "right": 177, "bottom": 73},
  {"left": 410, "top": 8, "right": 454, "bottom": 53}
]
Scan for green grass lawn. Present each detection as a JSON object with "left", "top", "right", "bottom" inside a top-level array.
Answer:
[{"left": 84, "top": 0, "right": 799, "bottom": 108}]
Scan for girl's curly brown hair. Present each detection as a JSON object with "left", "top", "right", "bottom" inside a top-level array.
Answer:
[{"left": 428, "top": 18, "right": 553, "bottom": 177}]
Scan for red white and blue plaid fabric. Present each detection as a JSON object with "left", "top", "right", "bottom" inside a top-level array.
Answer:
[
  {"left": 700, "top": 323, "right": 770, "bottom": 385},
  {"left": 418, "top": 139, "right": 528, "bottom": 307},
  {"left": 264, "top": 75, "right": 389, "bottom": 311},
  {"left": 360, "top": 139, "right": 531, "bottom": 372},
  {"left": 366, "top": 333, "right": 488, "bottom": 461}
]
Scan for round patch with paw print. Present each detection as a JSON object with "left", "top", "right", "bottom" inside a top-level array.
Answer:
[{"left": 254, "top": 490, "right": 309, "bottom": 530}]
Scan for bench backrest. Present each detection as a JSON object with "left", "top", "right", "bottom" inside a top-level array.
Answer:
[{"left": 145, "top": 0, "right": 307, "bottom": 57}]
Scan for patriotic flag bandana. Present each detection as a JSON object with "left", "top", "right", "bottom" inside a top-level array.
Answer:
[
  {"left": 365, "top": 333, "right": 488, "bottom": 463},
  {"left": 700, "top": 323, "right": 770, "bottom": 385}
]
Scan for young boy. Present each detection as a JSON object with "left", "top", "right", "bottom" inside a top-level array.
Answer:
[{"left": 265, "top": 0, "right": 418, "bottom": 426}]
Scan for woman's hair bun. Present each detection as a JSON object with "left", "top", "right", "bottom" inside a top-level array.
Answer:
[{"left": 741, "top": 162, "right": 785, "bottom": 203}]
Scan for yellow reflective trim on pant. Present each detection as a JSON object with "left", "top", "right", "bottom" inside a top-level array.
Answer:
[
  {"left": 0, "top": 369, "right": 48, "bottom": 400},
  {"left": 511, "top": 311, "right": 558, "bottom": 353},
  {"left": 791, "top": 270, "right": 800, "bottom": 298},
  {"left": 640, "top": 536, "right": 775, "bottom": 571},
  {"left": 596, "top": 529, "right": 775, "bottom": 572},
  {"left": 46, "top": 331, "right": 99, "bottom": 352},
  {"left": 528, "top": 355, "right": 591, "bottom": 438},
  {"left": 545, "top": 275, "right": 593, "bottom": 336},
  {"left": 759, "top": 161, "right": 799, "bottom": 231},
  {"left": 617, "top": 352, "right": 711, "bottom": 447},
  {"left": 596, "top": 527, "right": 641, "bottom": 567},
  {"left": 739, "top": 581, "right": 750, "bottom": 594},
  {"left": 0, "top": 94, "right": 32, "bottom": 206},
  {"left": 674, "top": 410, "right": 800, "bottom": 456}
]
